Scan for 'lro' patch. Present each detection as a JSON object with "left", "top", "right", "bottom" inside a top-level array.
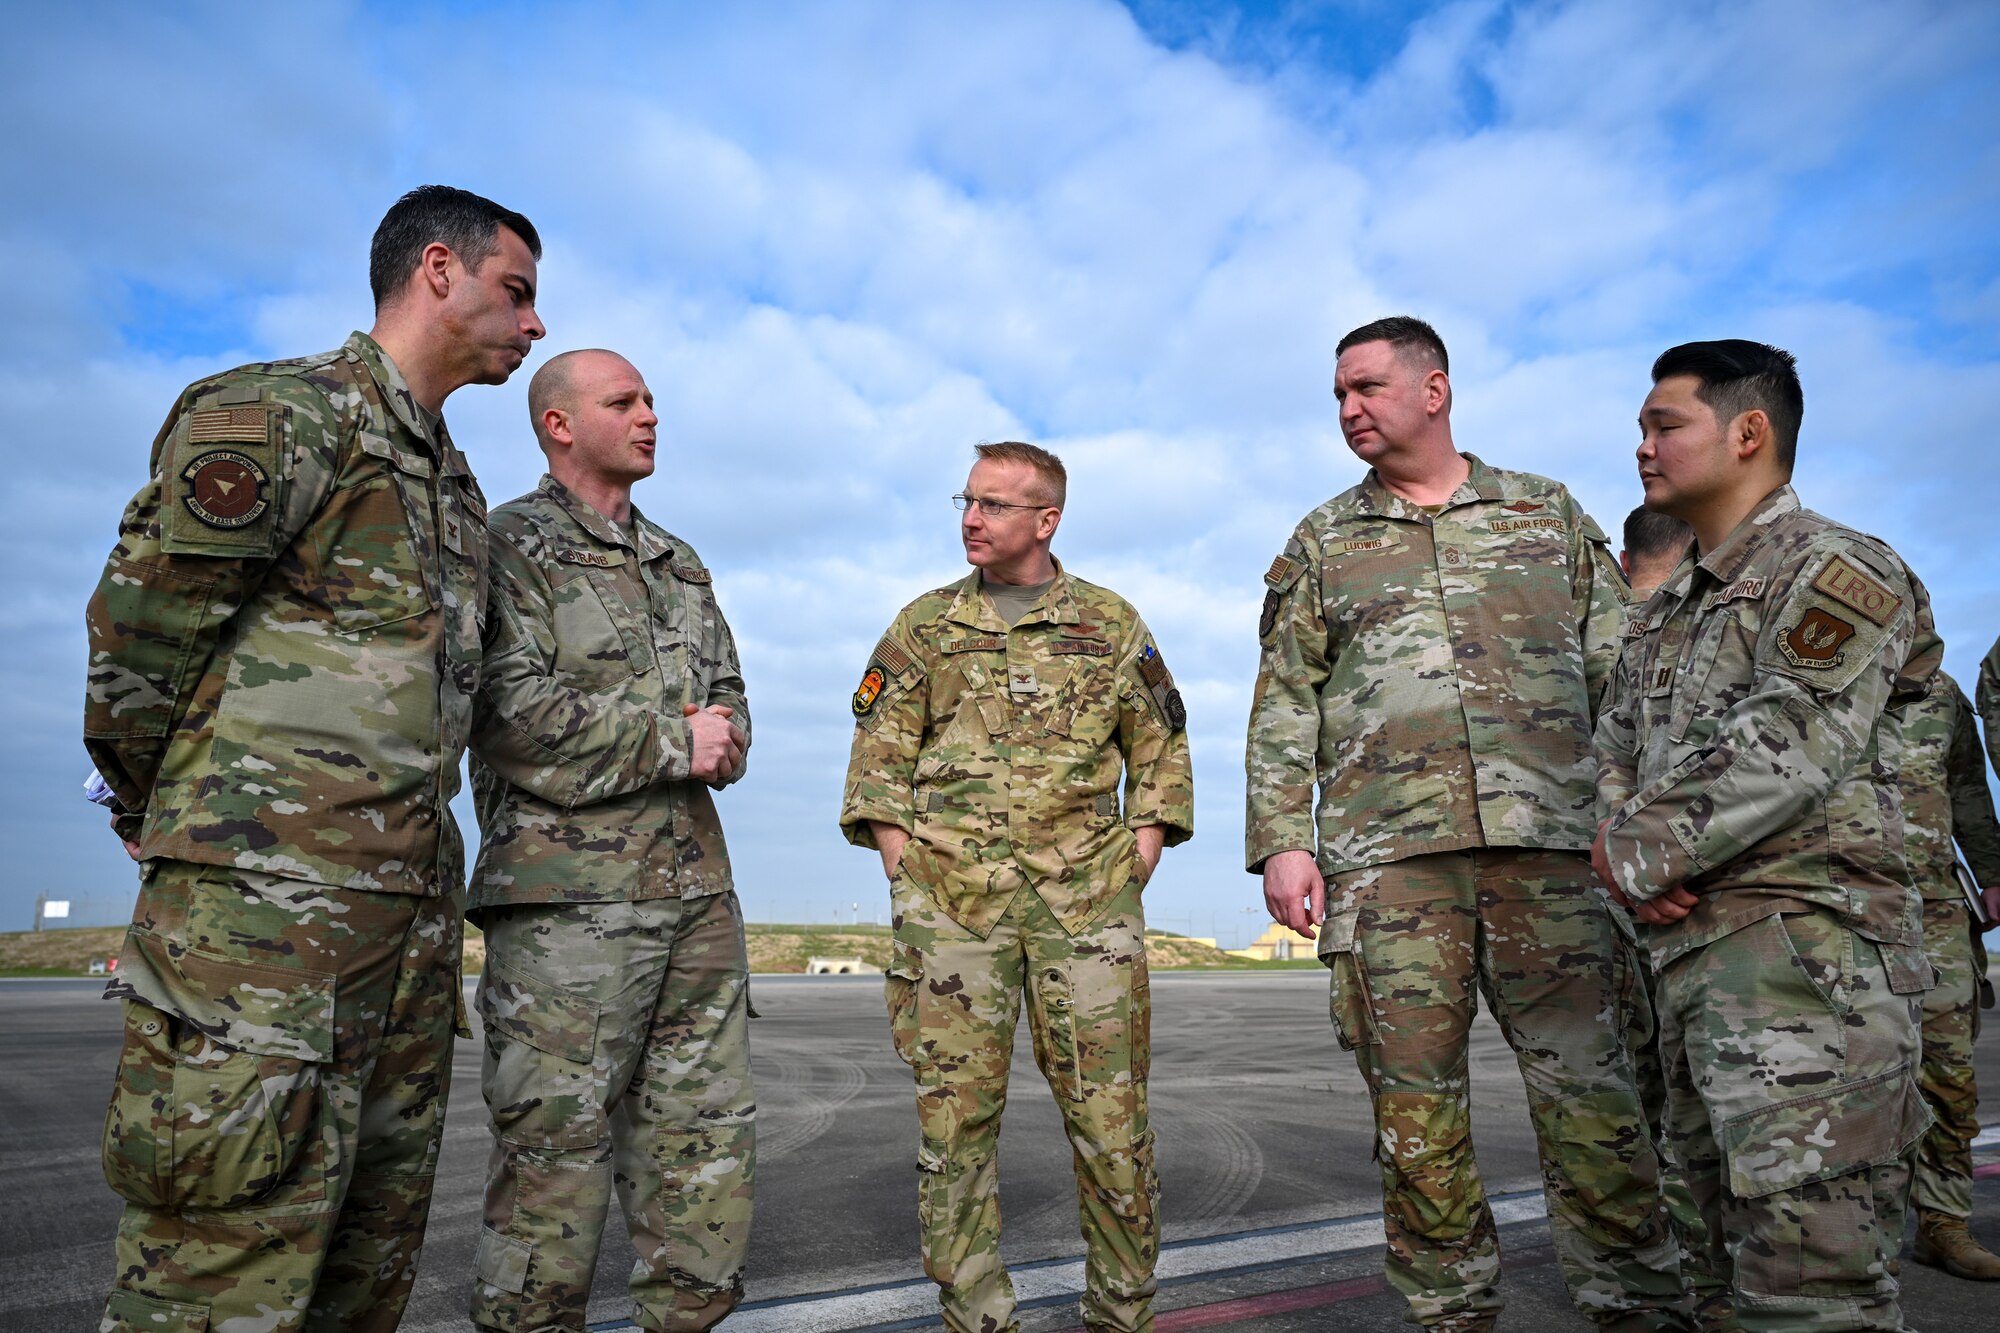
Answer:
[{"left": 1811, "top": 556, "right": 1900, "bottom": 625}]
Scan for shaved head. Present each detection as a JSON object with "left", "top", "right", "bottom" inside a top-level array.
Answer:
[{"left": 529, "top": 348, "right": 633, "bottom": 450}]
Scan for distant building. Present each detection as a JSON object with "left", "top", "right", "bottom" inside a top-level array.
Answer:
[
  {"left": 1230, "top": 922, "right": 1317, "bottom": 962},
  {"left": 807, "top": 956, "right": 883, "bottom": 975}
]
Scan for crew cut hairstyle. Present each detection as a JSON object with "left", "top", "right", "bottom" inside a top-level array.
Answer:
[
  {"left": 1623, "top": 505, "right": 1693, "bottom": 562},
  {"left": 1336, "top": 315, "right": 1449, "bottom": 374},
  {"left": 369, "top": 185, "right": 542, "bottom": 311},
  {"left": 973, "top": 441, "right": 1067, "bottom": 508},
  {"left": 1650, "top": 339, "right": 1803, "bottom": 472}
]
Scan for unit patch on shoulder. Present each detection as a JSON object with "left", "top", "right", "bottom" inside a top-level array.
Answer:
[
  {"left": 1811, "top": 556, "right": 1901, "bottom": 626},
  {"left": 1778, "top": 608, "right": 1856, "bottom": 670},
  {"left": 1259, "top": 589, "right": 1281, "bottom": 639},
  {"left": 180, "top": 450, "right": 269, "bottom": 529},
  {"left": 852, "top": 665, "right": 887, "bottom": 717}
]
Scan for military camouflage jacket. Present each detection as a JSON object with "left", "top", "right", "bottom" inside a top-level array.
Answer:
[
  {"left": 1899, "top": 669, "right": 2000, "bottom": 899},
  {"left": 1980, "top": 634, "right": 2000, "bottom": 781},
  {"left": 840, "top": 563, "right": 1194, "bottom": 937},
  {"left": 85, "top": 333, "right": 485, "bottom": 897},
  {"left": 1245, "top": 454, "right": 1625, "bottom": 875},
  {"left": 469, "top": 476, "right": 747, "bottom": 913},
  {"left": 1596, "top": 485, "right": 1934, "bottom": 964}
]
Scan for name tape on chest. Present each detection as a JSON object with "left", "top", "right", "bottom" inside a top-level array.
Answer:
[
  {"left": 1339, "top": 538, "right": 1389, "bottom": 554},
  {"left": 556, "top": 548, "right": 621, "bottom": 568},
  {"left": 941, "top": 634, "right": 1007, "bottom": 654},
  {"left": 1702, "top": 577, "right": 1767, "bottom": 612},
  {"left": 1811, "top": 556, "right": 1901, "bottom": 626}
]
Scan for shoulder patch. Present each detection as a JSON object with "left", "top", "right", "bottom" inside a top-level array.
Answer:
[
  {"left": 873, "top": 635, "right": 914, "bottom": 675},
  {"left": 1778, "top": 608, "right": 1857, "bottom": 670},
  {"left": 179, "top": 450, "right": 270, "bottom": 529},
  {"left": 189, "top": 407, "right": 273, "bottom": 444},
  {"left": 1812, "top": 555, "right": 1901, "bottom": 626},
  {"left": 851, "top": 665, "right": 887, "bottom": 717},
  {"left": 162, "top": 399, "right": 286, "bottom": 556},
  {"left": 1264, "top": 555, "right": 1297, "bottom": 588},
  {"left": 1134, "top": 643, "right": 1185, "bottom": 732}
]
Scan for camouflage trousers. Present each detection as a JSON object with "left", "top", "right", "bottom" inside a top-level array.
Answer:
[
  {"left": 98, "top": 860, "right": 462, "bottom": 1333},
  {"left": 1655, "top": 908, "right": 1931, "bottom": 1332},
  {"left": 472, "top": 891, "right": 755, "bottom": 1333},
  {"left": 1320, "top": 848, "right": 1688, "bottom": 1331},
  {"left": 886, "top": 873, "right": 1157, "bottom": 1333},
  {"left": 1913, "top": 896, "right": 1991, "bottom": 1219},
  {"left": 1613, "top": 912, "right": 1710, "bottom": 1299}
]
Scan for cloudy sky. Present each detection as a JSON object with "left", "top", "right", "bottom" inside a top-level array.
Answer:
[{"left": 5, "top": 0, "right": 1997, "bottom": 943}]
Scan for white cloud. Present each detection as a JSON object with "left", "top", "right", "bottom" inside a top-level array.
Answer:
[{"left": 3, "top": 0, "right": 1996, "bottom": 942}]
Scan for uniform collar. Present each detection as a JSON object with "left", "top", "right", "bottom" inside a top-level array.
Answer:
[
  {"left": 537, "top": 474, "right": 674, "bottom": 560},
  {"left": 1696, "top": 484, "right": 1798, "bottom": 585},
  {"left": 1353, "top": 452, "right": 1496, "bottom": 519},
  {"left": 345, "top": 332, "right": 467, "bottom": 474},
  {"left": 944, "top": 556, "right": 1079, "bottom": 631}
]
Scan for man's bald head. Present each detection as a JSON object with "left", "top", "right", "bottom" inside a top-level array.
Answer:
[{"left": 529, "top": 349, "right": 634, "bottom": 451}]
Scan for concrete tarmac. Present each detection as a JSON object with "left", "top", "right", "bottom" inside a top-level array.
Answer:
[{"left": 5, "top": 970, "right": 1997, "bottom": 1331}]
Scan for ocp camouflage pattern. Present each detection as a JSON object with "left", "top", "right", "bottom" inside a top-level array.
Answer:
[
  {"left": 85, "top": 331, "right": 487, "bottom": 898},
  {"left": 1245, "top": 454, "right": 1626, "bottom": 875},
  {"left": 840, "top": 562, "right": 1193, "bottom": 937},
  {"left": 1596, "top": 485, "right": 1937, "bottom": 965},
  {"left": 471, "top": 475, "right": 748, "bottom": 911},
  {"left": 1898, "top": 668, "right": 2000, "bottom": 897}
]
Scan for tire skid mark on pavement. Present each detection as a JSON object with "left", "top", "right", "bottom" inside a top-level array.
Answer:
[{"left": 757, "top": 1048, "right": 870, "bottom": 1160}]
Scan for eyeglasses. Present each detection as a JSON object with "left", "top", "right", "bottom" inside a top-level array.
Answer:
[{"left": 952, "top": 494, "right": 1054, "bottom": 517}]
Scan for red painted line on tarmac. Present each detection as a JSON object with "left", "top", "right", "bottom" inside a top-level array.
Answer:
[{"left": 1974, "top": 1162, "right": 2000, "bottom": 1179}]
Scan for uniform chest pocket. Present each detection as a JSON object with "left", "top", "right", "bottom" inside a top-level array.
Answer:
[
  {"left": 1042, "top": 657, "right": 1114, "bottom": 746},
  {"left": 549, "top": 560, "right": 654, "bottom": 690},
  {"left": 310, "top": 433, "right": 436, "bottom": 634}
]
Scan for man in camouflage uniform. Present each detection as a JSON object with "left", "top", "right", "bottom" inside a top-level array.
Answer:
[
  {"left": 841, "top": 441, "right": 1194, "bottom": 1333},
  {"left": 1247, "top": 316, "right": 1687, "bottom": 1331},
  {"left": 467, "top": 349, "right": 755, "bottom": 1331},
  {"left": 1595, "top": 339, "right": 1938, "bottom": 1331},
  {"left": 1614, "top": 507, "right": 1708, "bottom": 1274},
  {"left": 1898, "top": 666, "right": 2000, "bottom": 1279},
  {"left": 84, "top": 186, "right": 545, "bottom": 1333}
]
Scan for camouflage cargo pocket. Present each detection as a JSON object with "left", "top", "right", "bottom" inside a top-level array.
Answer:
[
  {"left": 885, "top": 938, "right": 926, "bottom": 1071},
  {"left": 1720, "top": 1064, "right": 1929, "bottom": 1202},
  {"left": 1319, "top": 908, "right": 1378, "bottom": 1052},
  {"left": 477, "top": 958, "right": 603, "bottom": 1150},
  {"left": 101, "top": 1287, "right": 211, "bottom": 1332},
  {"left": 101, "top": 950, "right": 334, "bottom": 1214}
]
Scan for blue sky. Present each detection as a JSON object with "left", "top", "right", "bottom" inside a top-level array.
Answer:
[{"left": 4, "top": 0, "right": 1997, "bottom": 943}]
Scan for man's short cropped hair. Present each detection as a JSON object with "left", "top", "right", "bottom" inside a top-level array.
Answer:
[
  {"left": 1623, "top": 506, "right": 1693, "bottom": 563},
  {"left": 1336, "top": 315, "right": 1449, "bottom": 374},
  {"left": 369, "top": 185, "right": 542, "bottom": 311},
  {"left": 974, "top": 441, "right": 1067, "bottom": 508},
  {"left": 1650, "top": 339, "right": 1803, "bottom": 472}
]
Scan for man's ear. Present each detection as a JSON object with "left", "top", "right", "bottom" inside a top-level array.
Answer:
[
  {"left": 1733, "top": 408, "right": 1772, "bottom": 462},
  {"left": 418, "top": 241, "right": 455, "bottom": 300},
  {"left": 541, "top": 407, "right": 572, "bottom": 449}
]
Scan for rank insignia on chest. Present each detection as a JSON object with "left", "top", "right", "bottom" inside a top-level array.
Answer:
[
  {"left": 180, "top": 450, "right": 270, "bottom": 529},
  {"left": 1779, "top": 608, "right": 1855, "bottom": 670},
  {"left": 1008, "top": 666, "right": 1040, "bottom": 695},
  {"left": 852, "top": 666, "right": 887, "bottom": 717}
]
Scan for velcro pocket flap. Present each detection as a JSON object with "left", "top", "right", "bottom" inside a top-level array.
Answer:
[
  {"left": 475, "top": 1226, "right": 532, "bottom": 1295},
  {"left": 102, "top": 1289, "right": 212, "bottom": 1333},
  {"left": 1721, "top": 1065, "right": 1930, "bottom": 1199},
  {"left": 1316, "top": 904, "right": 1359, "bottom": 955},
  {"left": 357, "top": 429, "right": 434, "bottom": 478},
  {"left": 477, "top": 958, "right": 599, "bottom": 1063},
  {"left": 112, "top": 929, "right": 335, "bottom": 1063}
]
